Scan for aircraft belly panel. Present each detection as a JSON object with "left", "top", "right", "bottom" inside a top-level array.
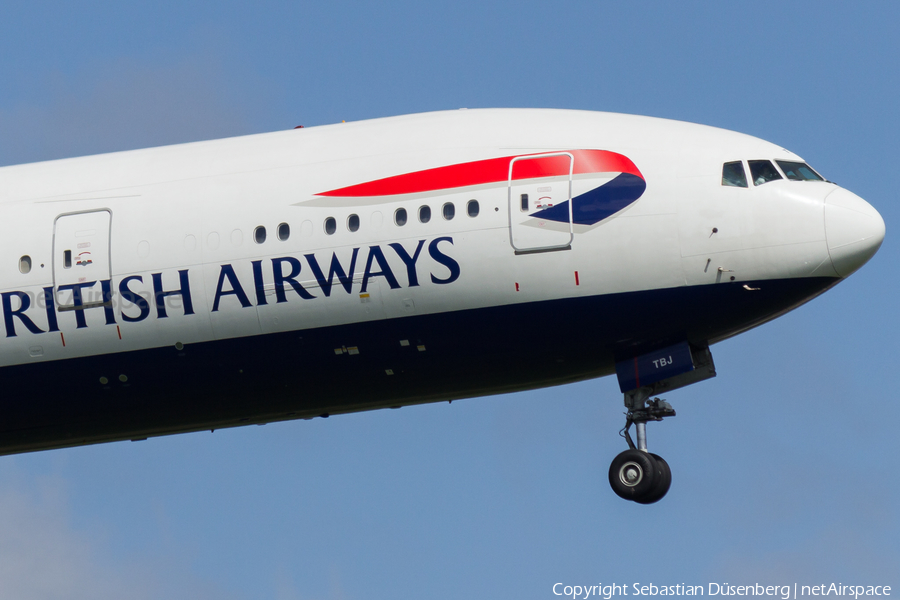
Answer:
[{"left": 0, "top": 276, "right": 837, "bottom": 456}]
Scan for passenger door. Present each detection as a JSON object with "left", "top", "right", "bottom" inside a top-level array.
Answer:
[
  {"left": 508, "top": 152, "right": 574, "bottom": 254},
  {"left": 53, "top": 210, "right": 112, "bottom": 309}
]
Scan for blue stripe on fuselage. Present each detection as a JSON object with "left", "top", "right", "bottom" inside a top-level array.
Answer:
[{"left": 532, "top": 172, "right": 646, "bottom": 226}]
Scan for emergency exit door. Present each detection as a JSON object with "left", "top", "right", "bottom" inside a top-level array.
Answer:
[
  {"left": 53, "top": 210, "right": 112, "bottom": 309},
  {"left": 508, "top": 152, "right": 574, "bottom": 254}
]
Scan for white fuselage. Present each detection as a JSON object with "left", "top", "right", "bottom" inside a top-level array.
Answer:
[{"left": 0, "top": 109, "right": 884, "bottom": 454}]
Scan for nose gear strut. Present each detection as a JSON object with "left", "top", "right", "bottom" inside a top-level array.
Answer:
[
  {"left": 608, "top": 343, "right": 715, "bottom": 503},
  {"left": 608, "top": 387, "right": 676, "bottom": 504}
]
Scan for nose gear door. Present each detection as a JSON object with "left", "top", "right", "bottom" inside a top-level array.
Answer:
[{"left": 508, "top": 152, "right": 574, "bottom": 254}]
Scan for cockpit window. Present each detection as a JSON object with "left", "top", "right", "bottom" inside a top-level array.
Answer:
[
  {"left": 748, "top": 160, "right": 783, "bottom": 186},
  {"left": 776, "top": 160, "right": 824, "bottom": 182},
  {"left": 722, "top": 161, "right": 748, "bottom": 188}
]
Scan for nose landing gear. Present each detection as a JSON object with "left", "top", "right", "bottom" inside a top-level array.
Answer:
[{"left": 609, "top": 389, "right": 676, "bottom": 504}]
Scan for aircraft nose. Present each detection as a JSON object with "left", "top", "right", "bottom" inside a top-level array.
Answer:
[{"left": 824, "top": 187, "right": 885, "bottom": 277}]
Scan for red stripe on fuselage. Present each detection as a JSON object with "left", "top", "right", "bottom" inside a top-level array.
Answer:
[{"left": 318, "top": 149, "right": 643, "bottom": 197}]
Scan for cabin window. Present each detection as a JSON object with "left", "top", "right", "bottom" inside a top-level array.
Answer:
[
  {"left": 749, "top": 160, "right": 783, "bottom": 186},
  {"left": 63, "top": 250, "right": 72, "bottom": 269},
  {"left": 776, "top": 160, "right": 824, "bottom": 182},
  {"left": 520, "top": 193, "right": 529, "bottom": 211},
  {"left": 467, "top": 199, "right": 479, "bottom": 217},
  {"left": 442, "top": 202, "right": 455, "bottom": 220},
  {"left": 19, "top": 255, "right": 32, "bottom": 274},
  {"left": 324, "top": 217, "right": 337, "bottom": 235},
  {"left": 253, "top": 226, "right": 267, "bottom": 244},
  {"left": 278, "top": 222, "right": 290, "bottom": 241},
  {"left": 395, "top": 208, "right": 408, "bottom": 226},
  {"left": 419, "top": 205, "right": 431, "bottom": 223},
  {"left": 721, "top": 161, "right": 748, "bottom": 188},
  {"left": 347, "top": 214, "right": 360, "bottom": 232}
]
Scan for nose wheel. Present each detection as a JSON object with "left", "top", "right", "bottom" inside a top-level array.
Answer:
[
  {"left": 609, "top": 389, "right": 675, "bottom": 504},
  {"left": 609, "top": 450, "right": 671, "bottom": 504}
]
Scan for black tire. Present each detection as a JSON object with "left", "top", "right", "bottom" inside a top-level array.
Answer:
[
  {"left": 634, "top": 453, "right": 672, "bottom": 505},
  {"left": 608, "top": 449, "right": 658, "bottom": 501}
]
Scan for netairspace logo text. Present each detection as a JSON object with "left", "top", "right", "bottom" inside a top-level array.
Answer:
[{"left": 551, "top": 583, "right": 892, "bottom": 600}]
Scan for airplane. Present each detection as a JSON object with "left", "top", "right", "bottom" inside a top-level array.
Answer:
[{"left": 0, "top": 108, "right": 884, "bottom": 504}]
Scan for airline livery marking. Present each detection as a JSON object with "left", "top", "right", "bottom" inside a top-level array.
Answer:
[
  {"left": 318, "top": 149, "right": 647, "bottom": 226},
  {"left": 1, "top": 238, "right": 460, "bottom": 338}
]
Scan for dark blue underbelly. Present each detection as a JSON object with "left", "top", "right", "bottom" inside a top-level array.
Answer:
[{"left": 0, "top": 276, "right": 837, "bottom": 455}]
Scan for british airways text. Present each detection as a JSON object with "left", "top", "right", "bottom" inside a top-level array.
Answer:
[{"left": 1, "top": 237, "right": 460, "bottom": 338}]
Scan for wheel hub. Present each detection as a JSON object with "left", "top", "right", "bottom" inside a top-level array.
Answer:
[{"left": 619, "top": 462, "right": 643, "bottom": 486}]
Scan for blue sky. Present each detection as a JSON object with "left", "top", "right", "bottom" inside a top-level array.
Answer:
[{"left": 0, "top": 1, "right": 897, "bottom": 598}]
